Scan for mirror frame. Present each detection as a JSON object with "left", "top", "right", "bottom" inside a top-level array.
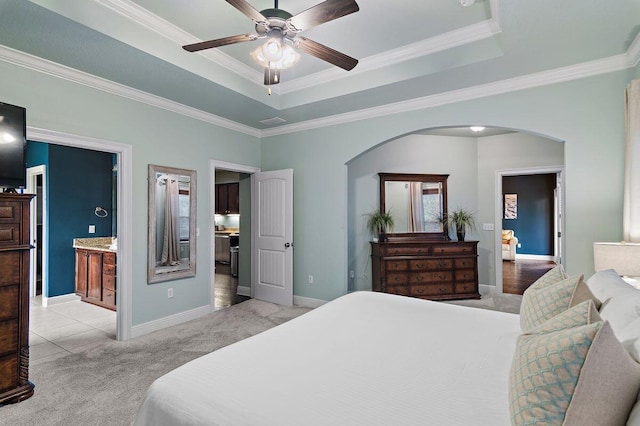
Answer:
[
  {"left": 379, "top": 172, "right": 449, "bottom": 241},
  {"left": 148, "top": 164, "right": 197, "bottom": 283}
]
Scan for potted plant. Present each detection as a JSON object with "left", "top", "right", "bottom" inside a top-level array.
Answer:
[
  {"left": 366, "top": 209, "right": 395, "bottom": 242},
  {"left": 447, "top": 208, "right": 475, "bottom": 241}
]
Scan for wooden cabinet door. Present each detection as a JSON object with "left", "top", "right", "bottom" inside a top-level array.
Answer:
[
  {"left": 87, "top": 251, "right": 103, "bottom": 300},
  {"left": 75, "top": 250, "right": 88, "bottom": 296},
  {"left": 227, "top": 182, "right": 240, "bottom": 214},
  {"left": 216, "top": 184, "right": 229, "bottom": 214}
]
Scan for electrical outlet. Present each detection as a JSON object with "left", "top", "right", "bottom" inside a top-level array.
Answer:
[
  {"left": 88, "top": 224, "right": 96, "bottom": 234},
  {"left": 308, "top": 275, "right": 313, "bottom": 284},
  {"left": 168, "top": 288, "right": 173, "bottom": 298},
  {"left": 517, "top": 243, "right": 522, "bottom": 248},
  {"left": 349, "top": 270, "right": 355, "bottom": 279}
]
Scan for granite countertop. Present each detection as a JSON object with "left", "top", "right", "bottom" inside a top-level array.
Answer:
[{"left": 73, "top": 237, "right": 117, "bottom": 252}]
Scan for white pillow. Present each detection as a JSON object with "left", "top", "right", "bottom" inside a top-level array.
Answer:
[
  {"left": 586, "top": 269, "right": 637, "bottom": 302},
  {"left": 618, "top": 316, "right": 640, "bottom": 364},
  {"left": 628, "top": 399, "right": 640, "bottom": 426},
  {"left": 599, "top": 288, "right": 640, "bottom": 338}
]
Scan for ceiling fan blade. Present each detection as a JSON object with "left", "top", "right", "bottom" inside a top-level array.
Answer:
[
  {"left": 225, "top": 0, "right": 267, "bottom": 23},
  {"left": 182, "top": 34, "right": 258, "bottom": 52},
  {"left": 288, "top": 0, "right": 359, "bottom": 31},
  {"left": 296, "top": 37, "right": 358, "bottom": 71}
]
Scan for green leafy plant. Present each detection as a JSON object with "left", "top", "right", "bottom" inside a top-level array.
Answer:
[
  {"left": 366, "top": 209, "right": 395, "bottom": 241},
  {"left": 446, "top": 208, "right": 475, "bottom": 241}
]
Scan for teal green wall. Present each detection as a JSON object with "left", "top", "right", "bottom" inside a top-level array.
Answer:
[
  {"left": 262, "top": 70, "right": 632, "bottom": 302},
  {"left": 0, "top": 59, "right": 260, "bottom": 326}
]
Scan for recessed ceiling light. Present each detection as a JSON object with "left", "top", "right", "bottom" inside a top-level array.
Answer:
[{"left": 470, "top": 126, "right": 485, "bottom": 133}]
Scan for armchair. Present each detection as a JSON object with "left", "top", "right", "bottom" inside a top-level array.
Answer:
[{"left": 502, "top": 230, "right": 518, "bottom": 261}]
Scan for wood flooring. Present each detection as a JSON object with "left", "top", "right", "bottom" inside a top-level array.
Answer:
[
  {"left": 503, "top": 259, "right": 557, "bottom": 295},
  {"left": 214, "top": 262, "right": 250, "bottom": 309}
]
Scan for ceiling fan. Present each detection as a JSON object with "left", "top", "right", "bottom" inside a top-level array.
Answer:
[{"left": 183, "top": 0, "right": 360, "bottom": 86}]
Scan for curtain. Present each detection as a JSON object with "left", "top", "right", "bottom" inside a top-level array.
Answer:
[
  {"left": 408, "top": 182, "right": 424, "bottom": 232},
  {"left": 161, "top": 176, "right": 181, "bottom": 266},
  {"left": 624, "top": 79, "right": 640, "bottom": 242}
]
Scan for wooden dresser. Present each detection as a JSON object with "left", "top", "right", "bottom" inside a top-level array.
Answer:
[
  {"left": 0, "top": 193, "right": 35, "bottom": 404},
  {"left": 371, "top": 240, "right": 480, "bottom": 301},
  {"left": 75, "top": 248, "right": 116, "bottom": 311}
]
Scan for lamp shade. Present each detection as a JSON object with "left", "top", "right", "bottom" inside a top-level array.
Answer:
[{"left": 593, "top": 242, "right": 640, "bottom": 277}]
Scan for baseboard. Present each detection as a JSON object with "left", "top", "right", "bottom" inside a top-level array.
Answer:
[
  {"left": 293, "top": 295, "right": 327, "bottom": 308},
  {"left": 516, "top": 254, "right": 555, "bottom": 261},
  {"left": 42, "top": 293, "right": 81, "bottom": 307},
  {"left": 130, "top": 305, "right": 210, "bottom": 339},
  {"left": 237, "top": 285, "right": 250, "bottom": 297},
  {"left": 479, "top": 284, "right": 496, "bottom": 297}
]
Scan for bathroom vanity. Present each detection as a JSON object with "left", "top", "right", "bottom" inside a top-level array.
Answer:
[{"left": 73, "top": 237, "right": 116, "bottom": 311}]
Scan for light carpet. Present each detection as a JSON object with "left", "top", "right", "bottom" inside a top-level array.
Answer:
[{"left": 0, "top": 294, "right": 520, "bottom": 425}]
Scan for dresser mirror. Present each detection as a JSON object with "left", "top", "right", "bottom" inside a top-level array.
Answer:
[
  {"left": 379, "top": 173, "right": 449, "bottom": 241},
  {"left": 148, "top": 164, "right": 197, "bottom": 283}
]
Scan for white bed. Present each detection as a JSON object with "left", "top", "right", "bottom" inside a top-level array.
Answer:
[{"left": 134, "top": 292, "right": 521, "bottom": 425}]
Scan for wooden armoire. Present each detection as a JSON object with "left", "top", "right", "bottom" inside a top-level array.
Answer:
[{"left": 0, "top": 193, "right": 35, "bottom": 404}]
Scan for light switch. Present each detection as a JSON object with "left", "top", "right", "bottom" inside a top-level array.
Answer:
[
  {"left": 88, "top": 225, "right": 96, "bottom": 234},
  {"left": 482, "top": 223, "right": 494, "bottom": 231}
]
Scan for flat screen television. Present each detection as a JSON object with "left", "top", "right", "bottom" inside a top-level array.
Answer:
[{"left": 0, "top": 101, "right": 27, "bottom": 190}]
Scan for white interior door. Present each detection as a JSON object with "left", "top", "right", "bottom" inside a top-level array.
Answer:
[{"left": 251, "top": 169, "right": 293, "bottom": 306}]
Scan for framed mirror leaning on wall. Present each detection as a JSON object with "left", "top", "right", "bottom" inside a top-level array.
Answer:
[
  {"left": 148, "top": 164, "right": 197, "bottom": 283},
  {"left": 379, "top": 173, "right": 449, "bottom": 241}
]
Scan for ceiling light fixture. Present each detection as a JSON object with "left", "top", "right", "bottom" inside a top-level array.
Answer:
[{"left": 470, "top": 126, "right": 485, "bottom": 133}]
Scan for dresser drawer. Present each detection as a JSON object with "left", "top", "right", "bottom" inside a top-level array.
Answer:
[
  {"left": 385, "top": 260, "right": 408, "bottom": 271},
  {"left": 455, "top": 269, "right": 476, "bottom": 281},
  {"left": 432, "top": 244, "right": 475, "bottom": 255},
  {"left": 384, "top": 285, "right": 410, "bottom": 296},
  {"left": 0, "top": 252, "right": 20, "bottom": 287},
  {"left": 409, "top": 271, "right": 452, "bottom": 284},
  {"left": 0, "top": 224, "right": 19, "bottom": 246},
  {"left": 0, "top": 320, "right": 18, "bottom": 354},
  {"left": 103, "top": 252, "right": 116, "bottom": 265},
  {"left": 102, "top": 288, "right": 116, "bottom": 307},
  {"left": 103, "top": 263, "right": 116, "bottom": 276},
  {"left": 455, "top": 283, "right": 477, "bottom": 294},
  {"left": 0, "top": 286, "right": 19, "bottom": 321},
  {"left": 102, "top": 274, "right": 116, "bottom": 291},
  {"left": 386, "top": 273, "right": 409, "bottom": 286},
  {"left": 411, "top": 283, "right": 453, "bottom": 297},
  {"left": 383, "top": 245, "right": 429, "bottom": 256},
  {"left": 454, "top": 258, "right": 476, "bottom": 269},
  {"left": 409, "top": 259, "right": 452, "bottom": 270},
  {"left": 0, "top": 201, "right": 20, "bottom": 224}
]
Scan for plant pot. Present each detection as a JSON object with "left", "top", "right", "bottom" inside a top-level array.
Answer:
[
  {"left": 378, "top": 233, "right": 387, "bottom": 243},
  {"left": 456, "top": 227, "right": 465, "bottom": 241}
]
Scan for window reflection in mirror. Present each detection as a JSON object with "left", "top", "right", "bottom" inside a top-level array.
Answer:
[{"left": 148, "top": 164, "right": 197, "bottom": 283}]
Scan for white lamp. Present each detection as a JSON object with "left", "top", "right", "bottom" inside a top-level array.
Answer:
[{"left": 593, "top": 242, "right": 640, "bottom": 288}]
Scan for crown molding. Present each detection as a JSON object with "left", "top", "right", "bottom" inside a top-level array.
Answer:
[
  {"left": 628, "top": 31, "right": 640, "bottom": 67},
  {"left": 0, "top": 44, "right": 260, "bottom": 137},
  {"left": 279, "top": 18, "right": 501, "bottom": 94},
  {"left": 262, "top": 53, "right": 635, "bottom": 137}
]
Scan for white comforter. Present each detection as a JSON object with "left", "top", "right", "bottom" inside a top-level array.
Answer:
[{"left": 134, "top": 291, "right": 521, "bottom": 425}]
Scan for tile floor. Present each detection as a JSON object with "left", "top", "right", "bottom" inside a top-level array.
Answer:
[{"left": 29, "top": 296, "right": 116, "bottom": 366}]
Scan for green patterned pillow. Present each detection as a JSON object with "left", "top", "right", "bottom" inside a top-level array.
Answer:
[
  {"left": 528, "top": 299, "right": 600, "bottom": 334},
  {"left": 509, "top": 321, "right": 640, "bottom": 425},
  {"left": 520, "top": 274, "right": 600, "bottom": 332}
]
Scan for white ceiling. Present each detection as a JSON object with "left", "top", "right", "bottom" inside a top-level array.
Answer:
[{"left": 1, "top": 0, "right": 639, "bottom": 136}]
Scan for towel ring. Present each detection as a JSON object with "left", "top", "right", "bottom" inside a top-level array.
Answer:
[{"left": 95, "top": 207, "right": 109, "bottom": 218}]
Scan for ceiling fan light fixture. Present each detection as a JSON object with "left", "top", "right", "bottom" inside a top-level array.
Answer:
[
  {"left": 251, "top": 43, "right": 300, "bottom": 70},
  {"left": 262, "top": 37, "right": 283, "bottom": 61}
]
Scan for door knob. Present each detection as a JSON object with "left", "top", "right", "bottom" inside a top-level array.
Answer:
[{"left": 284, "top": 242, "right": 293, "bottom": 248}]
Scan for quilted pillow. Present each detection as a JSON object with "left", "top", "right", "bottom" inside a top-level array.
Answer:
[
  {"left": 520, "top": 274, "right": 600, "bottom": 332},
  {"left": 509, "top": 320, "right": 640, "bottom": 425}
]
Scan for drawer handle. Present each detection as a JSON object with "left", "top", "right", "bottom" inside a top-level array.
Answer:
[
  {"left": 437, "top": 261, "right": 447, "bottom": 268},
  {"left": 416, "top": 288, "right": 425, "bottom": 294},
  {"left": 439, "top": 287, "right": 448, "bottom": 293},
  {"left": 416, "top": 263, "right": 424, "bottom": 268}
]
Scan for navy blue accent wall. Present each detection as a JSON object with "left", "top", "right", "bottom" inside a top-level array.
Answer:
[
  {"left": 502, "top": 174, "right": 556, "bottom": 256},
  {"left": 26, "top": 140, "right": 49, "bottom": 168},
  {"left": 47, "top": 145, "right": 113, "bottom": 297}
]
